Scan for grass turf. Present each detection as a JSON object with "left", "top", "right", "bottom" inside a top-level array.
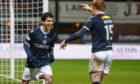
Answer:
[
  {"left": 52, "top": 60, "right": 140, "bottom": 84},
  {"left": 0, "top": 60, "right": 140, "bottom": 84}
]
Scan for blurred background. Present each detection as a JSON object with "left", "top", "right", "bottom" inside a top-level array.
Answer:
[
  {"left": 0, "top": 0, "right": 140, "bottom": 84},
  {"left": 49, "top": 0, "right": 140, "bottom": 44}
]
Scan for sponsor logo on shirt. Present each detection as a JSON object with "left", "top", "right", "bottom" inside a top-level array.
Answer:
[{"left": 34, "top": 43, "right": 49, "bottom": 49}]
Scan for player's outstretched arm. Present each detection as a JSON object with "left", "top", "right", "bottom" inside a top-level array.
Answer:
[
  {"left": 60, "top": 40, "right": 67, "bottom": 50},
  {"left": 60, "top": 28, "right": 88, "bottom": 50},
  {"left": 80, "top": 4, "right": 92, "bottom": 12}
]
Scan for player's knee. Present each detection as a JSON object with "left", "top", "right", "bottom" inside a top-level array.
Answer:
[
  {"left": 43, "top": 75, "right": 52, "bottom": 83},
  {"left": 45, "top": 77, "right": 52, "bottom": 82},
  {"left": 92, "top": 81, "right": 100, "bottom": 84}
]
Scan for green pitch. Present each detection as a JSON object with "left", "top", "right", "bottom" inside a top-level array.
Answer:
[{"left": 0, "top": 60, "right": 140, "bottom": 84}]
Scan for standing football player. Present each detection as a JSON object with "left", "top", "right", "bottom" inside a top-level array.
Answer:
[
  {"left": 21, "top": 12, "right": 57, "bottom": 84},
  {"left": 60, "top": 0, "right": 113, "bottom": 84}
]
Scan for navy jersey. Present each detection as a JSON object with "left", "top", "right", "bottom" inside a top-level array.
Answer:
[
  {"left": 84, "top": 13, "right": 113, "bottom": 52},
  {"left": 23, "top": 26, "right": 57, "bottom": 68},
  {"left": 65, "top": 13, "right": 113, "bottom": 52}
]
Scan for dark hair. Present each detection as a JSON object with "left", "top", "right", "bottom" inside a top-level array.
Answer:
[{"left": 41, "top": 12, "right": 54, "bottom": 22}]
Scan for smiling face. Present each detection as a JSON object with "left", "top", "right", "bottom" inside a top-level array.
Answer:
[
  {"left": 42, "top": 17, "right": 54, "bottom": 31},
  {"left": 41, "top": 12, "right": 54, "bottom": 32}
]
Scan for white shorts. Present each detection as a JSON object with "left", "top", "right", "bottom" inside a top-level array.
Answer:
[
  {"left": 89, "top": 50, "right": 113, "bottom": 74},
  {"left": 22, "top": 65, "right": 52, "bottom": 80}
]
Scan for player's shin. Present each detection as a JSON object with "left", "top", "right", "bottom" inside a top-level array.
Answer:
[{"left": 90, "top": 71, "right": 102, "bottom": 84}]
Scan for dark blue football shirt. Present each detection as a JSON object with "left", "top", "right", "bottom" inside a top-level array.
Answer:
[
  {"left": 24, "top": 26, "right": 57, "bottom": 68},
  {"left": 66, "top": 13, "right": 113, "bottom": 52}
]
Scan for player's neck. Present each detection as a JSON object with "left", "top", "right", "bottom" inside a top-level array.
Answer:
[
  {"left": 40, "top": 26, "right": 50, "bottom": 34},
  {"left": 95, "top": 10, "right": 104, "bottom": 15}
]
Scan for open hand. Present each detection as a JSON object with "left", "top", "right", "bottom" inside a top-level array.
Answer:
[
  {"left": 60, "top": 40, "right": 67, "bottom": 50},
  {"left": 80, "top": 4, "right": 92, "bottom": 12}
]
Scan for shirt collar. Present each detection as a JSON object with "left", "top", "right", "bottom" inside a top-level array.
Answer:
[{"left": 40, "top": 26, "right": 50, "bottom": 34}]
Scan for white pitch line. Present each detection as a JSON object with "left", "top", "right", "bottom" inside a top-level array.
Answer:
[{"left": 0, "top": 74, "right": 21, "bottom": 82}]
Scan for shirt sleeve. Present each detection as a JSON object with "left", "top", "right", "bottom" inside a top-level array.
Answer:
[
  {"left": 65, "top": 16, "right": 94, "bottom": 43},
  {"left": 23, "top": 32, "right": 34, "bottom": 58},
  {"left": 48, "top": 32, "right": 57, "bottom": 63},
  {"left": 83, "top": 16, "right": 94, "bottom": 31},
  {"left": 65, "top": 28, "right": 88, "bottom": 43}
]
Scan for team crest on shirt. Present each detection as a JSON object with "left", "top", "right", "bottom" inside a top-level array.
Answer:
[{"left": 42, "top": 40, "right": 47, "bottom": 45}]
